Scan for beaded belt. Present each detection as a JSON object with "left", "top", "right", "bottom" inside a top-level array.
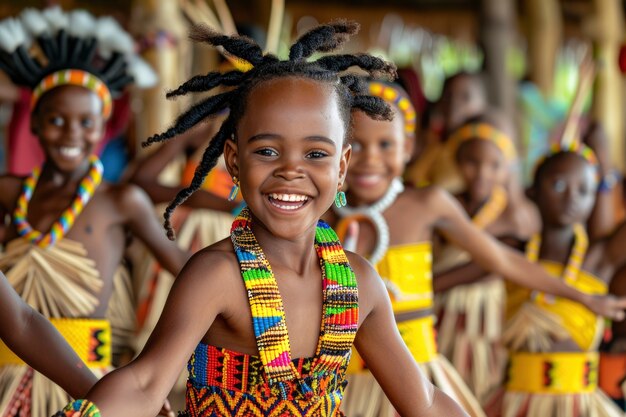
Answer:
[
  {"left": 0, "top": 318, "right": 111, "bottom": 368},
  {"left": 506, "top": 351, "right": 598, "bottom": 394}
]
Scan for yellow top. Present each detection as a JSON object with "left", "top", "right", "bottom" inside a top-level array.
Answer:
[
  {"left": 376, "top": 242, "right": 433, "bottom": 314},
  {"left": 506, "top": 261, "right": 607, "bottom": 351},
  {"left": 348, "top": 243, "right": 437, "bottom": 371}
]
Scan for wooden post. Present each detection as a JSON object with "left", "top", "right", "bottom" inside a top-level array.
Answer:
[
  {"left": 590, "top": 0, "right": 624, "bottom": 171},
  {"left": 525, "top": 0, "right": 561, "bottom": 98},
  {"left": 130, "top": 0, "right": 191, "bottom": 157},
  {"left": 479, "top": 0, "right": 516, "bottom": 118}
]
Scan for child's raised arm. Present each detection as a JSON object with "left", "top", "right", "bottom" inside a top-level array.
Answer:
[
  {"left": 427, "top": 186, "right": 626, "bottom": 320},
  {"left": 128, "top": 122, "right": 238, "bottom": 212},
  {"left": 0, "top": 272, "right": 97, "bottom": 398},
  {"left": 348, "top": 253, "right": 470, "bottom": 416},
  {"left": 77, "top": 249, "right": 230, "bottom": 417},
  {"left": 114, "top": 184, "right": 191, "bottom": 275}
]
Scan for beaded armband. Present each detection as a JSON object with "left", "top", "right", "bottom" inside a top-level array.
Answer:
[
  {"left": 598, "top": 171, "right": 619, "bottom": 193},
  {"left": 54, "top": 399, "right": 101, "bottom": 417}
]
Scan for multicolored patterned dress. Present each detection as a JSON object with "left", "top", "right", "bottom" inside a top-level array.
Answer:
[
  {"left": 341, "top": 242, "right": 485, "bottom": 417},
  {"left": 486, "top": 261, "right": 622, "bottom": 417},
  {"left": 180, "top": 208, "right": 358, "bottom": 416}
]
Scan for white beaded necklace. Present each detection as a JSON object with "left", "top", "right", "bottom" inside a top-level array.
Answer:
[{"left": 334, "top": 177, "right": 405, "bottom": 265}]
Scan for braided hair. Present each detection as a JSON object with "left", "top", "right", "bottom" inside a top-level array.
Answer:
[{"left": 144, "top": 20, "right": 397, "bottom": 239}]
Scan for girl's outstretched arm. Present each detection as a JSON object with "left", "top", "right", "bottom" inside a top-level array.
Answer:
[
  {"left": 77, "top": 248, "right": 231, "bottom": 417},
  {"left": 0, "top": 272, "right": 97, "bottom": 398},
  {"left": 127, "top": 122, "right": 237, "bottom": 212},
  {"left": 348, "top": 254, "right": 469, "bottom": 417},
  {"left": 427, "top": 187, "right": 626, "bottom": 320}
]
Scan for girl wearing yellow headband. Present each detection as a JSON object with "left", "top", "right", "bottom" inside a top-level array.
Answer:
[{"left": 433, "top": 113, "right": 540, "bottom": 404}]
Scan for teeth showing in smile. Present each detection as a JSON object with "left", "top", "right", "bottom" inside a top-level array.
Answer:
[
  {"left": 59, "top": 147, "right": 81, "bottom": 158},
  {"left": 268, "top": 193, "right": 309, "bottom": 211}
]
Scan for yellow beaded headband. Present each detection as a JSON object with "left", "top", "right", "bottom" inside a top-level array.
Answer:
[
  {"left": 31, "top": 69, "right": 113, "bottom": 119},
  {"left": 533, "top": 141, "right": 599, "bottom": 180},
  {"left": 368, "top": 81, "right": 417, "bottom": 137},
  {"left": 447, "top": 122, "right": 517, "bottom": 162}
]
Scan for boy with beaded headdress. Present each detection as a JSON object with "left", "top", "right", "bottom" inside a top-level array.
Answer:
[{"left": 0, "top": 7, "right": 188, "bottom": 416}]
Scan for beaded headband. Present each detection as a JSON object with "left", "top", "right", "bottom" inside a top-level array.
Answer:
[
  {"left": 368, "top": 81, "right": 417, "bottom": 137},
  {"left": 447, "top": 122, "right": 517, "bottom": 162},
  {"left": 533, "top": 141, "right": 599, "bottom": 181},
  {"left": 31, "top": 69, "right": 113, "bottom": 119}
]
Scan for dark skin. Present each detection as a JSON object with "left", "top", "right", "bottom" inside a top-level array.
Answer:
[
  {"left": 439, "top": 74, "right": 487, "bottom": 136},
  {"left": 127, "top": 117, "right": 239, "bottom": 212},
  {"left": 0, "top": 271, "right": 97, "bottom": 398},
  {"left": 608, "top": 265, "right": 626, "bottom": 352},
  {"left": 78, "top": 77, "right": 469, "bottom": 417},
  {"left": 325, "top": 107, "right": 626, "bottom": 323},
  {"left": 526, "top": 153, "right": 626, "bottom": 351},
  {"left": 433, "top": 139, "right": 540, "bottom": 292},
  {"left": 0, "top": 85, "right": 189, "bottom": 317}
]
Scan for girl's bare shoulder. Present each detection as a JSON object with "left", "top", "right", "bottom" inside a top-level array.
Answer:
[
  {"left": 0, "top": 175, "right": 24, "bottom": 212},
  {"left": 400, "top": 185, "right": 454, "bottom": 212}
]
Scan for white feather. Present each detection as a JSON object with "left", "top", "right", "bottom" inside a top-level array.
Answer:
[
  {"left": 0, "top": 18, "right": 30, "bottom": 53},
  {"left": 67, "top": 10, "right": 97, "bottom": 38},
  {"left": 43, "top": 6, "right": 69, "bottom": 34},
  {"left": 95, "top": 17, "right": 134, "bottom": 58},
  {"left": 20, "top": 8, "right": 50, "bottom": 37},
  {"left": 127, "top": 56, "right": 158, "bottom": 88}
]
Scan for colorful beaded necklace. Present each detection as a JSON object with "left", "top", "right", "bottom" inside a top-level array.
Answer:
[
  {"left": 526, "top": 223, "right": 588, "bottom": 303},
  {"left": 471, "top": 185, "right": 508, "bottom": 229},
  {"left": 230, "top": 207, "right": 358, "bottom": 395},
  {"left": 13, "top": 155, "right": 103, "bottom": 248}
]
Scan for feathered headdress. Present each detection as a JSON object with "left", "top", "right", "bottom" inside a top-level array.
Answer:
[{"left": 0, "top": 6, "right": 156, "bottom": 119}]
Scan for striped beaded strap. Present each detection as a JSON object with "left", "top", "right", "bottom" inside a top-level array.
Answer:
[
  {"left": 526, "top": 223, "right": 588, "bottom": 303},
  {"left": 54, "top": 399, "right": 101, "bottom": 417},
  {"left": 230, "top": 208, "right": 358, "bottom": 389},
  {"left": 13, "top": 155, "right": 103, "bottom": 248},
  {"left": 32, "top": 70, "right": 113, "bottom": 119}
]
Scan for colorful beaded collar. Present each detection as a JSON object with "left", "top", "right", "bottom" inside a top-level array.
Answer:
[
  {"left": 13, "top": 155, "right": 103, "bottom": 248},
  {"left": 230, "top": 207, "right": 358, "bottom": 397}
]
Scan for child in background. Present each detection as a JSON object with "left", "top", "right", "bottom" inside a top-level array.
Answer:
[
  {"left": 329, "top": 80, "right": 626, "bottom": 417},
  {"left": 0, "top": 8, "right": 188, "bottom": 415},
  {"left": 486, "top": 138, "right": 626, "bottom": 417},
  {"left": 405, "top": 72, "right": 488, "bottom": 190},
  {"left": 433, "top": 114, "right": 540, "bottom": 404}
]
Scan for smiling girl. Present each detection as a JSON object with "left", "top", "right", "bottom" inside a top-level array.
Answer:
[{"left": 52, "top": 21, "right": 472, "bottom": 417}]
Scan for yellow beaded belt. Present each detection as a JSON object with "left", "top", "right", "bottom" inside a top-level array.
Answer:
[
  {"left": 506, "top": 351, "right": 598, "bottom": 394},
  {"left": 0, "top": 318, "right": 111, "bottom": 368}
]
